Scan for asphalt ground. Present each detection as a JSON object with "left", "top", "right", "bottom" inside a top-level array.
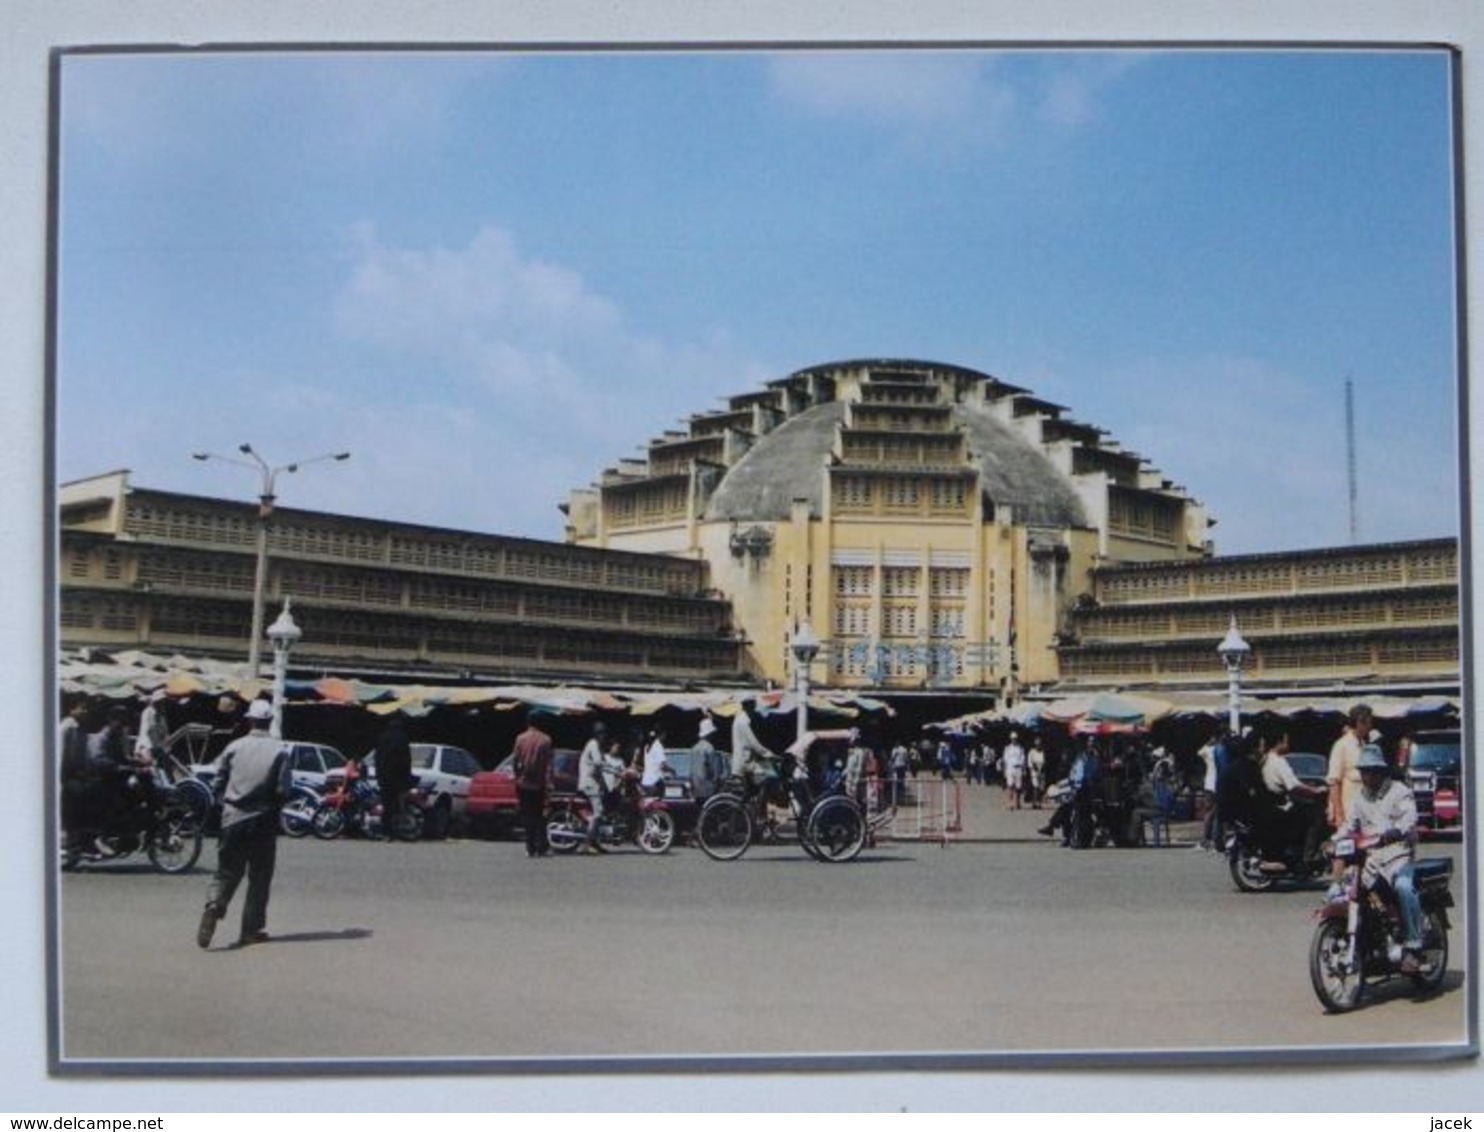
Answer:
[{"left": 55, "top": 784, "right": 1469, "bottom": 1068}]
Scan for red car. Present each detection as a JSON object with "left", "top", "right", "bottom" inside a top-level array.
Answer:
[
  {"left": 1407, "top": 729, "right": 1463, "bottom": 836},
  {"left": 466, "top": 749, "right": 579, "bottom": 839}
]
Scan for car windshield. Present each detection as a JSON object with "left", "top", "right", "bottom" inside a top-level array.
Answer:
[
  {"left": 1285, "top": 753, "right": 1325, "bottom": 777},
  {"left": 322, "top": 751, "right": 346, "bottom": 770},
  {"left": 1411, "top": 743, "right": 1460, "bottom": 773}
]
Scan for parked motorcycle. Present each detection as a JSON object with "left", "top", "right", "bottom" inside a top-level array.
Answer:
[
  {"left": 61, "top": 771, "right": 204, "bottom": 874},
  {"left": 310, "top": 774, "right": 426, "bottom": 842},
  {"left": 1308, "top": 833, "right": 1453, "bottom": 1013},
  {"left": 546, "top": 785, "right": 676, "bottom": 855},
  {"left": 1226, "top": 814, "right": 1329, "bottom": 893},
  {"left": 279, "top": 784, "right": 323, "bottom": 838}
]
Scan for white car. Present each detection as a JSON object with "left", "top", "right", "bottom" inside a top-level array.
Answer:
[
  {"left": 363, "top": 743, "right": 482, "bottom": 837},
  {"left": 191, "top": 741, "right": 347, "bottom": 794}
]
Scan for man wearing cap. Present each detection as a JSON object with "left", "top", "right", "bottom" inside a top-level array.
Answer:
[
  {"left": 513, "top": 709, "right": 556, "bottom": 857},
  {"left": 692, "top": 717, "right": 724, "bottom": 801},
  {"left": 1341, "top": 744, "right": 1425, "bottom": 972},
  {"left": 197, "top": 698, "right": 293, "bottom": 949}
]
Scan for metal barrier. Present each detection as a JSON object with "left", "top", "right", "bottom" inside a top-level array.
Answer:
[{"left": 863, "top": 774, "right": 963, "bottom": 845}]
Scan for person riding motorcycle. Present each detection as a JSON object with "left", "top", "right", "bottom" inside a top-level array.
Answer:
[
  {"left": 1340, "top": 744, "right": 1425, "bottom": 973},
  {"left": 88, "top": 705, "right": 160, "bottom": 835},
  {"left": 1257, "top": 734, "right": 1329, "bottom": 868},
  {"left": 1037, "top": 738, "right": 1101, "bottom": 844}
]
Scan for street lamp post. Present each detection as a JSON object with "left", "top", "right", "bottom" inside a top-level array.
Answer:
[
  {"left": 1217, "top": 616, "right": 1251, "bottom": 736},
  {"left": 790, "top": 622, "right": 820, "bottom": 745},
  {"left": 192, "top": 444, "right": 349, "bottom": 675},
  {"left": 265, "top": 599, "right": 302, "bottom": 740}
]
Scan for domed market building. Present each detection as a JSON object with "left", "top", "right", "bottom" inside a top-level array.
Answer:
[{"left": 564, "top": 358, "right": 1213, "bottom": 698}]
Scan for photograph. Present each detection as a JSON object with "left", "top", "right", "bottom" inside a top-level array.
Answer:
[{"left": 8, "top": 0, "right": 1481, "bottom": 1115}]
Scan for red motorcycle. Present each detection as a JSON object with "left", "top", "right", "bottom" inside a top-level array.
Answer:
[
  {"left": 310, "top": 766, "right": 428, "bottom": 842},
  {"left": 546, "top": 777, "right": 676, "bottom": 855},
  {"left": 1309, "top": 833, "right": 1453, "bottom": 1013}
]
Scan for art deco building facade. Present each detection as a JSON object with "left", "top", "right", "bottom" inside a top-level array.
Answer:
[
  {"left": 60, "top": 362, "right": 1460, "bottom": 706},
  {"left": 59, "top": 471, "right": 744, "bottom": 685},
  {"left": 1058, "top": 538, "right": 1460, "bottom": 694},
  {"left": 564, "top": 359, "right": 1214, "bottom": 693}
]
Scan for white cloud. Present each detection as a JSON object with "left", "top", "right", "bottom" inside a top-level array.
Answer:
[
  {"left": 334, "top": 225, "right": 624, "bottom": 404},
  {"left": 768, "top": 49, "right": 1149, "bottom": 140},
  {"left": 1036, "top": 53, "right": 1148, "bottom": 127},
  {"left": 768, "top": 51, "right": 1008, "bottom": 128},
  {"left": 324, "top": 224, "right": 771, "bottom": 537}
]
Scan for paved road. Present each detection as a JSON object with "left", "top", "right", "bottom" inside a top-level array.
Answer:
[{"left": 56, "top": 826, "right": 1469, "bottom": 1067}]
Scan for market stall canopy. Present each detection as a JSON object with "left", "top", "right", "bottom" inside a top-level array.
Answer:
[
  {"left": 1040, "top": 691, "right": 1174, "bottom": 727},
  {"left": 56, "top": 648, "right": 894, "bottom": 723}
]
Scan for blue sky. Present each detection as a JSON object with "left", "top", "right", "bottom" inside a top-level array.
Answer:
[{"left": 54, "top": 46, "right": 1460, "bottom": 554}]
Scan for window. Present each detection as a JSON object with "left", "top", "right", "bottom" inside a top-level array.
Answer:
[
  {"left": 882, "top": 567, "right": 918, "bottom": 597},
  {"left": 834, "top": 566, "right": 874, "bottom": 597},
  {"left": 833, "top": 476, "right": 873, "bottom": 514}
]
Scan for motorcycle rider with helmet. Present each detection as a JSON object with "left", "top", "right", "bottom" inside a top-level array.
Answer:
[{"left": 1341, "top": 744, "right": 1425, "bottom": 973}]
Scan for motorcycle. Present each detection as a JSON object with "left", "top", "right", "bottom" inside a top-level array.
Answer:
[
  {"left": 310, "top": 774, "right": 427, "bottom": 842},
  {"left": 61, "top": 770, "right": 204, "bottom": 875},
  {"left": 1309, "top": 833, "right": 1453, "bottom": 1013},
  {"left": 1225, "top": 812, "right": 1329, "bottom": 893},
  {"left": 279, "top": 784, "right": 323, "bottom": 838},
  {"left": 546, "top": 782, "right": 676, "bottom": 855},
  {"left": 1041, "top": 780, "right": 1127, "bottom": 849}
]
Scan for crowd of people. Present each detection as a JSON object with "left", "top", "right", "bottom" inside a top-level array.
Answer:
[{"left": 60, "top": 688, "right": 1441, "bottom": 970}]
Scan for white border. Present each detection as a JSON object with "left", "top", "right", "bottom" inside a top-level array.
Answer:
[{"left": 6, "top": 0, "right": 1480, "bottom": 1113}]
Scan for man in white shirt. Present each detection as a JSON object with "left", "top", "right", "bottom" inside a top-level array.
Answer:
[
  {"left": 641, "top": 728, "right": 674, "bottom": 798},
  {"left": 1001, "top": 732, "right": 1027, "bottom": 810},
  {"left": 577, "top": 722, "right": 613, "bottom": 852},
  {"left": 730, "top": 701, "right": 778, "bottom": 788},
  {"left": 1258, "top": 735, "right": 1328, "bottom": 864},
  {"left": 134, "top": 689, "right": 169, "bottom": 768}
]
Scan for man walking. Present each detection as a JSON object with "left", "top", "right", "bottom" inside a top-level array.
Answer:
[
  {"left": 197, "top": 699, "right": 292, "bottom": 949},
  {"left": 513, "top": 708, "right": 556, "bottom": 857},
  {"left": 373, "top": 713, "right": 415, "bottom": 840},
  {"left": 1002, "top": 731, "right": 1027, "bottom": 810}
]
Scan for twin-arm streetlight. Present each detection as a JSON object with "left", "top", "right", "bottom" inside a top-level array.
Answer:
[{"left": 191, "top": 444, "right": 350, "bottom": 675}]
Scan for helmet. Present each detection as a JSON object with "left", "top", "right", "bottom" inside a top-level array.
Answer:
[
  {"left": 1356, "top": 745, "right": 1388, "bottom": 772},
  {"left": 246, "top": 699, "right": 274, "bottom": 722}
]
